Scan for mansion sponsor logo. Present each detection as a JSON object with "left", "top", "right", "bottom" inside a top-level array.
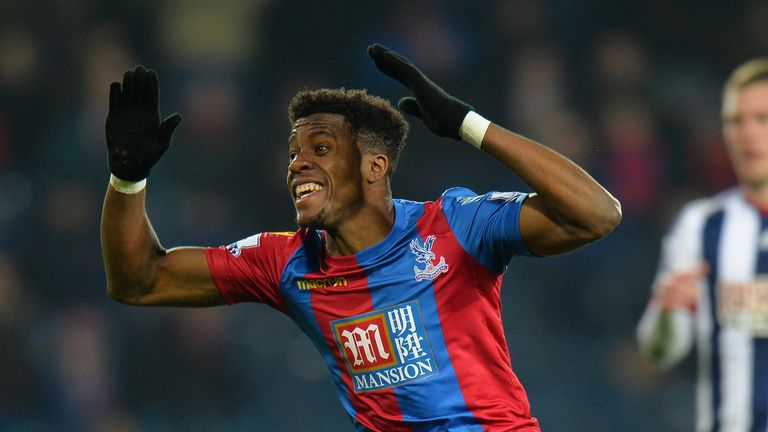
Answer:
[
  {"left": 297, "top": 276, "right": 348, "bottom": 291},
  {"left": 331, "top": 301, "right": 438, "bottom": 392},
  {"left": 718, "top": 278, "right": 768, "bottom": 336}
]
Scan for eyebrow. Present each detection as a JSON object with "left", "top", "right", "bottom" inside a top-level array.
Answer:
[
  {"left": 288, "top": 128, "right": 337, "bottom": 143},
  {"left": 307, "top": 129, "right": 336, "bottom": 139}
]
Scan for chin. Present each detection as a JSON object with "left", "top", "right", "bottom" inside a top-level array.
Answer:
[
  {"left": 295, "top": 216, "right": 313, "bottom": 228},
  {"left": 295, "top": 212, "right": 325, "bottom": 229},
  {"left": 738, "top": 167, "right": 768, "bottom": 183}
]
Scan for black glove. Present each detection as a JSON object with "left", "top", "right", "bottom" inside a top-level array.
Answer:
[
  {"left": 368, "top": 43, "right": 472, "bottom": 140},
  {"left": 106, "top": 65, "right": 182, "bottom": 181}
]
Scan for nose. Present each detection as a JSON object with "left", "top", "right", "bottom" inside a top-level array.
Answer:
[
  {"left": 736, "top": 118, "right": 761, "bottom": 146},
  {"left": 288, "top": 151, "right": 313, "bottom": 174}
]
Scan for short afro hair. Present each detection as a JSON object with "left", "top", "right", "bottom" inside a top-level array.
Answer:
[{"left": 288, "top": 88, "right": 409, "bottom": 176}]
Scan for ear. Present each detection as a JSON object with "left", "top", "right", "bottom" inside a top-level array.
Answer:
[{"left": 363, "top": 154, "right": 390, "bottom": 183}]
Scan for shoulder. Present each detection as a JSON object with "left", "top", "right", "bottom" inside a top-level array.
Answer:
[
  {"left": 438, "top": 187, "right": 529, "bottom": 210},
  {"left": 668, "top": 188, "right": 739, "bottom": 237},
  {"left": 441, "top": 187, "right": 479, "bottom": 200},
  {"left": 394, "top": 187, "right": 519, "bottom": 205},
  {"left": 676, "top": 188, "right": 736, "bottom": 224},
  {"left": 392, "top": 188, "right": 480, "bottom": 219}
]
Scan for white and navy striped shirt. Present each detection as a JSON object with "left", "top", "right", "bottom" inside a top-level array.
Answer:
[{"left": 638, "top": 187, "right": 768, "bottom": 432}]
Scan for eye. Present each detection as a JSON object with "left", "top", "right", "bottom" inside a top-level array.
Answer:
[
  {"left": 723, "top": 116, "right": 741, "bottom": 128},
  {"left": 288, "top": 147, "right": 301, "bottom": 163},
  {"left": 315, "top": 144, "right": 330, "bottom": 155}
]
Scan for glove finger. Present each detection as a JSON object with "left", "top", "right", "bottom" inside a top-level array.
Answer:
[
  {"left": 159, "top": 113, "right": 183, "bottom": 145},
  {"left": 369, "top": 43, "right": 414, "bottom": 84},
  {"left": 368, "top": 43, "right": 418, "bottom": 87},
  {"left": 122, "top": 69, "right": 135, "bottom": 104},
  {"left": 109, "top": 82, "right": 121, "bottom": 112},
  {"left": 146, "top": 69, "right": 159, "bottom": 110},
  {"left": 134, "top": 66, "right": 147, "bottom": 102},
  {"left": 397, "top": 97, "right": 422, "bottom": 118}
]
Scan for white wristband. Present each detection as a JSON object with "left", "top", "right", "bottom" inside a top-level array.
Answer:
[
  {"left": 109, "top": 174, "right": 147, "bottom": 194},
  {"left": 459, "top": 111, "right": 491, "bottom": 149}
]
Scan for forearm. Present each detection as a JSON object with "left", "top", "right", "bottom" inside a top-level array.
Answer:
[
  {"left": 366, "top": 44, "right": 620, "bottom": 244},
  {"left": 637, "top": 304, "right": 694, "bottom": 369},
  {"left": 100, "top": 66, "right": 221, "bottom": 307},
  {"left": 481, "top": 123, "right": 621, "bottom": 239},
  {"left": 100, "top": 184, "right": 164, "bottom": 302}
]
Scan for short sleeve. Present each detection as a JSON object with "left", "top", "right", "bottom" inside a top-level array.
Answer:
[
  {"left": 205, "top": 232, "right": 298, "bottom": 313},
  {"left": 439, "top": 187, "right": 533, "bottom": 274}
]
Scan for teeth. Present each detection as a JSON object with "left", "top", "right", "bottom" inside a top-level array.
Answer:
[{"left": 295, "top": 182, "right": 323, "bottom": 198}]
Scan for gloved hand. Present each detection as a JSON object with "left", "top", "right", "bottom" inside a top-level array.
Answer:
[
  {"left": 368, "top": 43, "right": 472, "bottom": 140},
  {"left": 106, "top": 66, "right": 182, "bottom": 181}
]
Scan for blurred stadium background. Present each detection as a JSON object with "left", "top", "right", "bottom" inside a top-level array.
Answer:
[{"left": 1, "top": 0, "right": 765, "bottom": 430}]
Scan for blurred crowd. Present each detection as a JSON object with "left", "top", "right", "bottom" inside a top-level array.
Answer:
[{"left": 1, "top": 0, "right": 766, "bottom": 430}]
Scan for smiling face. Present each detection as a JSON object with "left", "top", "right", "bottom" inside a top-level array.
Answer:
[
  {"left": 722, "top": 81, "right": 768, "bottom": 191},
  {"left": 287, "top": 113, "right": 365, "bottom": 229}
]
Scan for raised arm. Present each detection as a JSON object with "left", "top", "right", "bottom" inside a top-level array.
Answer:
[
  {"left": 367, "top": 44, "right": 621, "bottom": 256},
  {"left": 101, "top": 66, "right": 223, "bottom": 306},
  {"left": 481, "top": 125, "right": 621, "bottom": 255}
]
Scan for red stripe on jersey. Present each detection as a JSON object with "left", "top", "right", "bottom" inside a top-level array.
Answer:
[
  {"left": 306, "top": 252, "right": 411, "bottom": 432},
  {"left": 416, "top": 200, "right": 540, "bottom": 431}
]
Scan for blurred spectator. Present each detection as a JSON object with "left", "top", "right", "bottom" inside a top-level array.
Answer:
[
  {"left": 599, "top": 96, "right": 668, "bottom": 220},
  {"left": 0, "top": 252, "right": 44, "bottom": 425},
  {"left": 48, "top": 305, "right": 132, "bottom": 430},
  {"left": 638, "top": 57, "right": 768, "bottom": 431}
]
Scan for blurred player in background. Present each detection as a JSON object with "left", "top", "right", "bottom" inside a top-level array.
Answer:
[
  {"left": 638, "top": 58, "right": 768, "bottom": 431},
  {"left": 101, "top": 43, "right": 621, "bottom": 431}
]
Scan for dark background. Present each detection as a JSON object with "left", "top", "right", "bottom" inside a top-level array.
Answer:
[{"left": 1, "top": 0, "right": 764, "bottom": 430}]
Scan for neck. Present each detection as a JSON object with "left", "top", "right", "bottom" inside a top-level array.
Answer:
[
  {"left": 743, "top": 183, "right": 768, "bottom": 212},
  {"left": 324, "top": 197, "right": 395, "bottom": 256}
]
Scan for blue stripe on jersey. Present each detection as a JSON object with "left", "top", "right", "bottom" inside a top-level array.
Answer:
[
  {"left": 361, "top": 201, "right": 483, "bottom": 432},
  {"left": 751, "top": 339, "right": 768, "bottom": 432},
  {"left": 704, "top": 209, "right": 725, "bottom": 432},
  {"left": 751, "top": 216, "right": 768, "bottom": 432},
  {"left": 280, "top": 232, "right": 360, "bottom": 422}
]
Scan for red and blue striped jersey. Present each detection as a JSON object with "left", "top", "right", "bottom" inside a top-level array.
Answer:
[{"left": 205, "top": 187, "right": 541, "bottom": 431}]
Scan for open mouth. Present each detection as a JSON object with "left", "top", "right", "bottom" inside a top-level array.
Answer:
[{"left": 295, "top": 182, "right": 324, "bottom": 201}]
